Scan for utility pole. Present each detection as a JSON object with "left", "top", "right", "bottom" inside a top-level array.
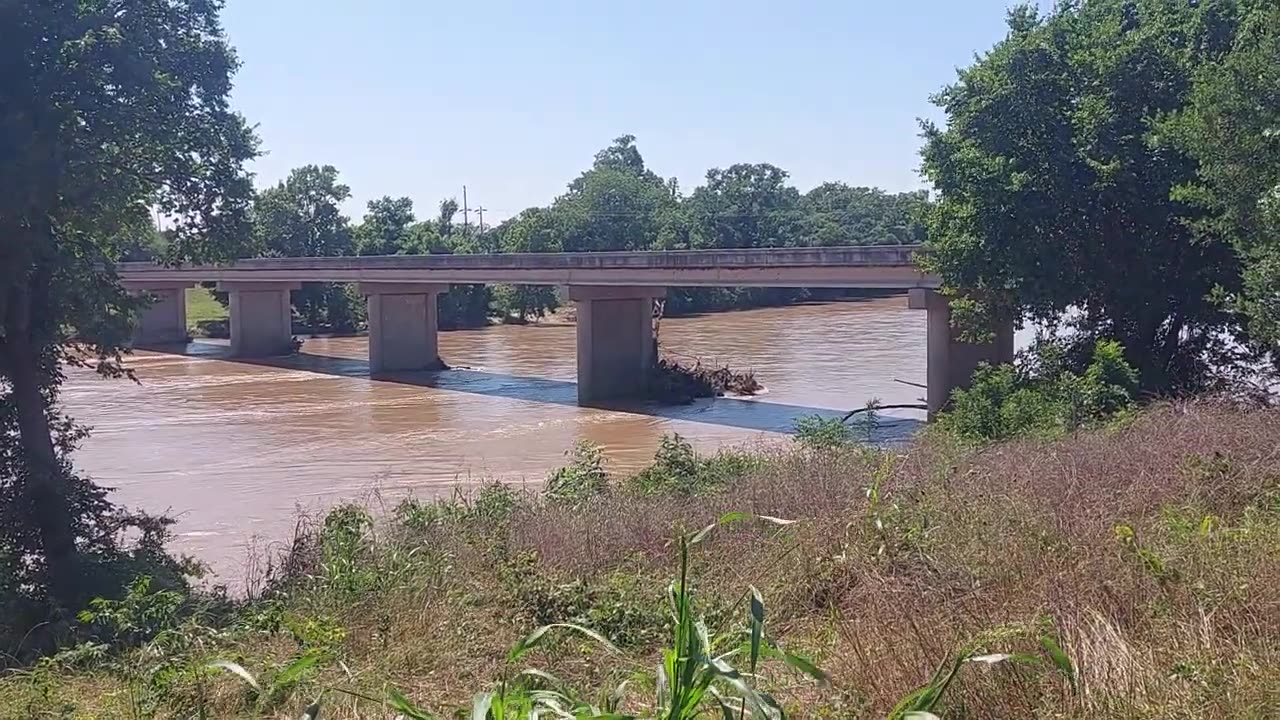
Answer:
[
  {"left": 462, "top": 185, "right": 470, "bottom": 232},
  {"left": 475, "top": 205, "right": 493, "bottom": 251}
]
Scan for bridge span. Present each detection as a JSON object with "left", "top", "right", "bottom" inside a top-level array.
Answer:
[{"left": 118, "top": 245, "right": 1011, "bottom": 416}]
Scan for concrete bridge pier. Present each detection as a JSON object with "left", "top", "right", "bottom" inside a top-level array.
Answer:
[
  {"left": 219, "top": 281, "right": 299, "bottom": 357},
  {"left": 124, "top": 281, "right": 193, "bottom": 346},
  {"left": 910, "top": 289, "right": 1015, "bottom": 418},
  {"left": 570, "top": 286, "right": 665, "bottom": 404},
  {"left": 359, "top": 283, "right": 448, "bottom": 372}
]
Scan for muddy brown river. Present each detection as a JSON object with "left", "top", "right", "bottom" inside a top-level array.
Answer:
[{"left": 62, "top": 296, "right": 934, "bottom": 579}]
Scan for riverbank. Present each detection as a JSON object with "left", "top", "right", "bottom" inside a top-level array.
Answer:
[{"left": 10, "top": 401, "right": 1277, "bottom": 718}]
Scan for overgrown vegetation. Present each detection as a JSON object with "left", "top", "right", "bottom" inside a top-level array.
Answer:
[
  {"left": 4, "top": 401, "right": 1277, "bottom": 718},
  {"left": 940, "top": 339, "right": 1139, "bottom": 443}
]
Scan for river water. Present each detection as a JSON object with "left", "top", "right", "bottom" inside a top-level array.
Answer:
[{"left": 61, "top": 296, "right": 929, "bottom": 579}]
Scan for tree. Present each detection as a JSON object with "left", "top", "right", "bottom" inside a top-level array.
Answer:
[
  {"left": 254, "top": 166, "right": 360, "bottom": 331},
  {"left": 801, "top": 184, "right": 928, "bottom": 246},
  {"left": 686, "top": 164, "right": 803, "bottom": 249},
  {"left": 920, "top": 1, "right": 1257, "bottom": 393},
  {"left": 254, "top": 165, "right": 353, "bottom": 258},
  {"left": 437, "top": 198, "right": 459, "bottom": 239},
  {"left": 552, "top": 136, "right": 679, "bottom": 252},
  {"left": 585, "top": 133, "right": 648, "bottom": 176},
  {"left": 490, "top": 208, "right": 561, "bottom": 321},
  {"left": 1167, "top": 2, "right": 1280, "bottom": 358},
  {"left": 355, "top": 196, "right": 419, "bottom": 255},
  {"left": 0, "top": 1, "right": 256, "bottom": 613}
]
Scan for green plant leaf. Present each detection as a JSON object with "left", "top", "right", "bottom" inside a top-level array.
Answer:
[
  {"left": 519, "top": 667, "right": 564, "bottom": 687},
  {"left": 509, "top": 622, "right": 619, "bottom": 663},
  {"left": 768, "top": 646, "right": 830, "bottom": 687},
  {"left": 1040, "top": 634, "right": 1077, "bottom": 691},
  {"left": 388, "top": 688, "right": 436, "bottom": 720},
  {"left": 748, "top": 586, "right": 765, "bottom": 673},
  {"left": 708, "top": 657, "right": 781, "bottom": 720},
  {"left": 274, "top": 651, "right": 322, "bottom": 689},
  {"left": 207, "top": 660, "right": 260, "bottom": 692},
  {"left": 690, "top": 512, "right": 796, "bottom": 546}
]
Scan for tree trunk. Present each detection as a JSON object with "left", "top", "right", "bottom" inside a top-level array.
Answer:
[{"left": 1, "top": 278, "right": 80, "bottom": 612}]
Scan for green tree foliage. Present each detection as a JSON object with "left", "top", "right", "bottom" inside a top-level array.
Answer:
[
  {"left": 254, "top": 166, "right": 354, "bottom": 259},
  {"left": 349, "top": 196, "right": 491, "bottom": 328},
  {"left": 355, "top": 196, "right": 420, "bottom": 256},
  {"left": 941, "top": 340, "right": 1139, "bottom": 442},
  {"left": 921, "top": 1, "right": 1276, "bottom": 393},
  {"left": 1166, "top": 2, "right": 1280, "bottom": 355},
  {"left": 552, "top": 135, "right": 681, "bottom": 252},
  {"left": 253, "top": 166, "right": 360, "bottom": 332},
  {"left": 802, "top": 184, "right": 928, "bottom": 246},
  {"left": 0, "top": 1, "right": 256, "bottom": 617},
  {"left": 687, "top": 163, "right": 803, "bottom": 249},
  {"left": 543, "top": 441, "right": 609, "bottom": 506},
  {"left": 257, "top": 136, "right": 930, "bottom": 325},
  {"left": 488, "top": 208, "right": 562, "bottom": 321}
]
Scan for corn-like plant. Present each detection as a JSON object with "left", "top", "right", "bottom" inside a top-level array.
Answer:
[
  {"left": 655, "top": 516, "right": 827, "bottom": 720},
  {"left": 229, "top": 513, "right": 827, "bottom": 719}
]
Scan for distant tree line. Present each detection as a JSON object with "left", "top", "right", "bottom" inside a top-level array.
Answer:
[{"left": 130, "top": 135, "right": 929, "bottom": 330}]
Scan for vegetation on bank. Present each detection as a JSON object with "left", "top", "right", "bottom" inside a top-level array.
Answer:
[
  {"left": 4, "top": 399, "right": 1277, "bottom": 719},
  {"left": 184, "top": 288, "right": 229, "bottom": 339}
]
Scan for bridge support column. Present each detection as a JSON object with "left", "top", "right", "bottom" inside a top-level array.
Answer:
[
  {"left": 219, "top": 282, "right": 299, "bottom": 357},
  {"left": 570, "top": 286, "right": 665, "bottom": 404},
  {"left": 359, "top": 283, "right": 448, "bottom": 372},
  {"left": 910, "top": 289, "right": 1014, "bottom": 419},
  {"left": 124, "top": 282, "right": 192, "bottom": 346}
]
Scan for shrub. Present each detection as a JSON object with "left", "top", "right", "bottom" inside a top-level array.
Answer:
[
  {"left": 794, "top": 415, "right": 854, "bottom": 449},
  {"left": 544, "top": 440, "right": 610, "bottom": 506},
  {"left": 626, "top": 434, "right": 749, "bottom": 495},
  {"left": 940, "top": 339, "right": 1139, "bottom": 442}
]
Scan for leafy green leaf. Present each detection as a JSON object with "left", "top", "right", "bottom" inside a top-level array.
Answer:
[
  {"left": 509, "top": 622, "right": 619, "bottom": 663},
  {"left": 387, "top": 688, "right": 436, "bottom": 720},
  {"left": 1040, "top": 634, "right": 1076, "bottom": 691}
]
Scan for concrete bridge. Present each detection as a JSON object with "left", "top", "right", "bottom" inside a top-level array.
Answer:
[{"left": 118, "top": 245, "right": 1012, "bottom": 416}]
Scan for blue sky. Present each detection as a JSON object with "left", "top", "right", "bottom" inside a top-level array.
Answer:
[{"left": 221, "top": 1, "right": 1020, "bottom": 224}]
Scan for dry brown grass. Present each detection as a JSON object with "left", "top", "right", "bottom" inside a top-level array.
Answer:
[{"left": 4, "top": 400, "right": 1278, "bottom": 718}]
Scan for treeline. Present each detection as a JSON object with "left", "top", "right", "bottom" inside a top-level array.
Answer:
[{"left": 130, "top": 136, "right": 928, "bottom": 330}]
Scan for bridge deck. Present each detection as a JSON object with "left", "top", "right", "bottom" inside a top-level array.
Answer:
[{"left": 118, "top": 245, "right": 938, "bottom": 289}]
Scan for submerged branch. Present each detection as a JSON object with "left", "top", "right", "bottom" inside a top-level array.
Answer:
[{"left": 841, "top": 403, "right": 927, "bottom": 422}]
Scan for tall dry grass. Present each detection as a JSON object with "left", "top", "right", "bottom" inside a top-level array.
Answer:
[{"left": 5, "top": 400, "right": 1277, "bottom": 718}]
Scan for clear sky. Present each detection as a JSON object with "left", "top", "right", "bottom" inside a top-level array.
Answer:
[{"left": 221, "top": 1, "right": 1020, "bottom": 224}]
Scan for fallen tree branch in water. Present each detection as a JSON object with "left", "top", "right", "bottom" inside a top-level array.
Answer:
[{"left": 841, "top": 403, "right": 927, "bottom": 422}]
